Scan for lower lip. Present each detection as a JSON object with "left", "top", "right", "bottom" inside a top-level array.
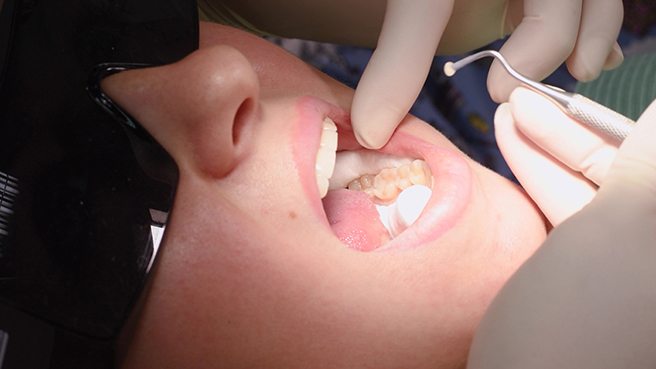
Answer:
[{"left": 292, "top": 96, "right": 472, "bottom": 251}]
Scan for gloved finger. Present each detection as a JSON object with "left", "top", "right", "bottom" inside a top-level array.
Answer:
[
  {"left": 495, "top": 103, "right": 596, "bottom": 226},
  {"left": 487, "top": 0, "right": 583, "bottom": 102},
  {"left": 566, "top": 0, "right": 624, "bottom": 81},
  {"left": 509, "top": 87, "right": 619, "bottom": 186},
  {"left": 598, "top": 98, "right": 656, "bottom": 206},
  {"left": 351, "top": 0, "right": 454, "bottom": 149},
  {"left": 603, "top": 42, "right": 625, "bottom": 71}
]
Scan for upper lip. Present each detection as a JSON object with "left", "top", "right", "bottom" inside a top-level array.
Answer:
[{"left": 292, "top": 96, "right": 472, "bottom": 251}]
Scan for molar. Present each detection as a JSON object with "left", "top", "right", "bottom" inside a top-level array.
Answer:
[
  {"left": 329, "top": 151, "right": 413, "bottom": 190},
  {"left": 347, "top": 160, "right": 432, "bottom": 203}
]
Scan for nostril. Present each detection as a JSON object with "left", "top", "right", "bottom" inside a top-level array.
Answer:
[{"left": 232, "top": 97, "right": 255, "bottom": 146}]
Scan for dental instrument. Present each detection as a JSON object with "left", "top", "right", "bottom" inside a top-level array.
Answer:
[{"left": 444, "top": 50, "right": 635, "bottom": 143}]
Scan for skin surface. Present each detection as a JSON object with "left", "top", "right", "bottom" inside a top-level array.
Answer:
[{"left": 108, "top": 22, "right": 547, "bottom": 369}]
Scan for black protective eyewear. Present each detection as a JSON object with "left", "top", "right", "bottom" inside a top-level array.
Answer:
[{"left": 0, "top": 0, "right": 197, "bottom": 367}]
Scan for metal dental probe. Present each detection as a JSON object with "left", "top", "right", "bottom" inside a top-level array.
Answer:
[{"left": 443, "top": 50, "right": 635, "bottom": 143}]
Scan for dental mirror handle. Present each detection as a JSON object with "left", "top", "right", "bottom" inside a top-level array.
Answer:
[
  {"left": 565, "top": 94, "right": 634, "bottom": 142},
  {"left": 444, "top": 50, "right": 636, "bottom": 143}
]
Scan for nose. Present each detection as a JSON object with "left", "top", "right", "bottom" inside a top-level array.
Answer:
[{"left": 101, "top": 45, "right": 260, "bottom": 178}]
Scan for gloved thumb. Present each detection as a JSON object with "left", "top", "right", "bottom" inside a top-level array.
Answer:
[
  {"left": 351, "top": 0, "right": 454, "bottom": 149},
  {"left": 595, "top": 98, "right": 656, "bottom": 210}
]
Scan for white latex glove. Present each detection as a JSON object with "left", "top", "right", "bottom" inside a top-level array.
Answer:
[
  {"left": 350, "top": 0, "right": 449, "bottom": 149},
  {"left": 351, "top": 0, "right": 625, "bottom": 149},
  {"left": 468, "top": 91, "right": 656, "bottom": 369},
  {"left": 495, "top": 87, "right": 624, "bottom": 226},
  {"left": 487, "top": 0, "right": 625, "bottom": 102}
]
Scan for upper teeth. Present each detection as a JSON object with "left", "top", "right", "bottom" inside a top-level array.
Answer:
[
  {"left": 316, "top": 117, "right": 338, "bottom": 198},
  {"left": 328, "top": 151, "right": 413, "bottom": 190}
]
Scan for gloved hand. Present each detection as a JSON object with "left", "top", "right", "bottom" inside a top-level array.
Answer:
[
  {"left": 351, "top": 0, "right": 625, "bottom": 149},
  {"left": 494, "top": 87, "right": 621, "bottom": 225},
  {"left": 467, "top": 89, "right": 656, "bottom": 368}
]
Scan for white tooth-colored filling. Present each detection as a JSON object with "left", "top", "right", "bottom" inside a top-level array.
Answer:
[
  {"left": 316, "top": 117, "right": 338, "bottom": 198},
  {"left": 347, "top": 160, "right": 432, "bottom": 203}
]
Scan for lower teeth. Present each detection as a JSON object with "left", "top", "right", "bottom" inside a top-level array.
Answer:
[{"left": 347, "top": 159, "right": 432, "bottom": 204}]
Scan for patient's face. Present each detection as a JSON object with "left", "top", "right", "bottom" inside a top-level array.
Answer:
[{"left": 108, "top": 22, "right": 546, "bottom": 369}]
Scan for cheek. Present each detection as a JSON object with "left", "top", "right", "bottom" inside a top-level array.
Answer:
[
  {"left": 472, "top": 166, "right": 547, "bottom": 276},
  {"left": 131, "top": 197, "right": 500, "bottom": 367},
  {"left": 432, "top": 163, "right": 547, "bottom": 305},
  {"left": 222, "top": 154, "right": 310, "bottom": 227}
]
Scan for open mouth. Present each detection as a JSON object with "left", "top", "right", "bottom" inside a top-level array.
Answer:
[
  {"left": 319, "top": 118, "right": 434, "bottom": 251},
  {"left": 295, "top": 97, "right": 471, "bottom": 252}
]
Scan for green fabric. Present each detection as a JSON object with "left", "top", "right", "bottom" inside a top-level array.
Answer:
[{"left": 576, "top": 52, "right": 656, "bottom": 120}]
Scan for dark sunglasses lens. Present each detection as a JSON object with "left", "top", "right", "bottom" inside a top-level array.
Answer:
[{"left": 0, "top": 0, "right": 195, "bottom": 341}]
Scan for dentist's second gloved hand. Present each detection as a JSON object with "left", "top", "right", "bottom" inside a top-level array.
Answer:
[
  {"left": 468, "top": 89, "right": 656, "bottom": 369},
  {"left": 494, "top": 87, "right": 616, "bottom": 225},
  {"left": 494, "top": 87, "right": 634, "bottom": 226},
  {"left": 352, "top": 0, "right": 625, "bottom": 149}
]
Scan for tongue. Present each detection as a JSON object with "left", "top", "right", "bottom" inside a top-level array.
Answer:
[{"left": 322, "top": 189, "right": 389, "bottom": 251}]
